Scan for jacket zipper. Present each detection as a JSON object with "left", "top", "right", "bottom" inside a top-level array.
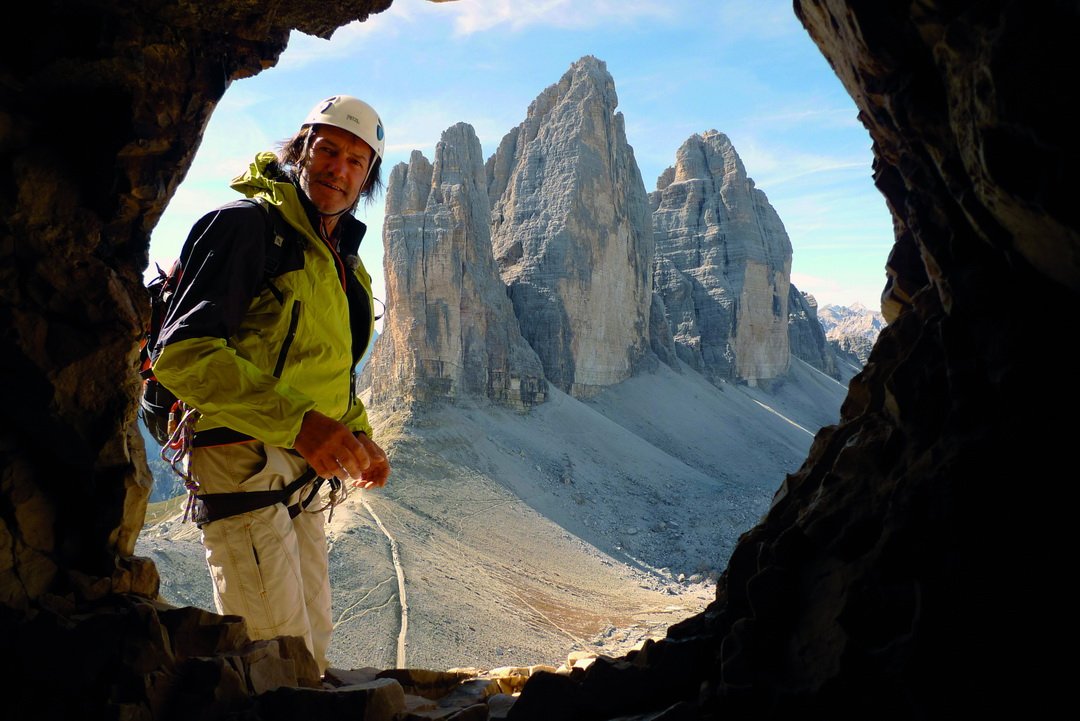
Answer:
[
  {"left": 320, "top": 237, "right": 348, "bottom": 290},
  {"left": 273, "top": 300, "right": 301, "bottom": 378}
]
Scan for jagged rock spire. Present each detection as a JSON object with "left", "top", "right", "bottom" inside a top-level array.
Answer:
[
  {"left": 363, "top": 123, "right": 546, "bottom": 409},
  {"left": 487, "top": 55, "right": 654, "bottom": 398},
  {"left": 650, "top": 130, "right": 793, "bottom": 386}
]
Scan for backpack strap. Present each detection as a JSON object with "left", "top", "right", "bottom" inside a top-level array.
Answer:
[
  {"left": 242, "top": 197, "right": 297, "bottom": 303},
  {"left": 253, "top": 197, "right": 291, "bottom": 274}
]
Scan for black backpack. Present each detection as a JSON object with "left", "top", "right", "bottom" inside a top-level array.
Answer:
[{"left": 137, "top": 198, "right": 296, "bottom": 446}]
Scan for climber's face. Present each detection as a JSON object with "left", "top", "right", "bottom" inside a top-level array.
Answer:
[{"left": 300, "top": 124, "right": 375, "bottom": 219}]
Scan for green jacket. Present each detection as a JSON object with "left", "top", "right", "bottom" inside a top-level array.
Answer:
[{"left": 152, "top": 152, "right": 375, "bottom": 448}]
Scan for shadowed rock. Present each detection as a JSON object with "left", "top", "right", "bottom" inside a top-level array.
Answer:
[{"left": 787, "top": 286, "right": 845, "bottom": 380}]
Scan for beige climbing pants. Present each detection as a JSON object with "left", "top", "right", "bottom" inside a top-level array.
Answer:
[{"left": 191, "top": 441, "right": 333, "bottom": 674}]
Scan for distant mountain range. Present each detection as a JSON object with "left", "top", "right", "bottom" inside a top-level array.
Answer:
[{"left": 817, "top": 301, "right": 885, "bottom": 364}]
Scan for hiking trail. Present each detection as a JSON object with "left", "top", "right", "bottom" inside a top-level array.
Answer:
[{"left": 360, "top": 494, "right": 408, "bottom": 668}]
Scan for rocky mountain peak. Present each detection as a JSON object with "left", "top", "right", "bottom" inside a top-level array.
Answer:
[
  {"left": 363, "top": 122, "right": 546, "bottom": 410},
  {"left": 650, "top": 130, "right": 793, "bottom": 386},
  {"left": 671, "top": 129, "right": 746, "bottom": 186},
  {"left": 487, "top": 55, "right": 654, "bottom": 397},
  {"left": 525, "top": 55, "right": 617, "bottom": 123}
]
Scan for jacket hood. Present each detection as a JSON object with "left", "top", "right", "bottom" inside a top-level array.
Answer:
[{"left": 229, "top": 152, "right": 308, "bottom": 229}]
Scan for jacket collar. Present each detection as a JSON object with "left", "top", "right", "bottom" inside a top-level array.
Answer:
[
  {"left": 293, "top": 179, "right": 368, "bottom": 255},
  {"left": 230, "top": 152, "right": 367, "bottom": 255}
]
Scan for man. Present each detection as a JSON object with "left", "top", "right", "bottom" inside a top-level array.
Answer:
[{"left": 151, "top": 95, "right": 391, "bottom": 675}]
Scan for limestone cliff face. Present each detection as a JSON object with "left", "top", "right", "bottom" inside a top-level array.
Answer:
[
  {"left": 487, "top": 56, "right": 654, "bottom": 398},
  {"left": 650, "top": 131, "right": 793, "bottom": 386},
  {"left": 364, "top": 123, "right": 546, "bottom": 410}
]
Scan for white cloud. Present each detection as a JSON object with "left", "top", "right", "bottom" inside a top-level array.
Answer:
[
  {"left": 448, "top": 0, "right": 674, "bottom": 36},
  {"left": 731, "top": 132, "right": 869, "bottom": 190},
  {"left": 275, "top": 4, "right": 413, "bottom": 71}
]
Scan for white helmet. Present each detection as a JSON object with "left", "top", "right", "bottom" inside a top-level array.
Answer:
[{"left": 302, "top": 95, "right": 385, "bottom": 161}]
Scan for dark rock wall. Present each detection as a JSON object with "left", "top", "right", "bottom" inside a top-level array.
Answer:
[
  {"left": 0, "top": 0, "right": 390, "bottom": 623},
  {"left": 512, "top": 0, "right": 1076, "bottom": 718},
  {"left": 0, "top": 0, "right": 1072, "bottom": 718},
  {"left": 786, "top": 285, "right": 840, "bottom": 380}
]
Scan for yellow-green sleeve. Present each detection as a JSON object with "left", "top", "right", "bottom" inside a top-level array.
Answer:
[{"left": 153, "top": 336, "right": 316, "bottom": 448}]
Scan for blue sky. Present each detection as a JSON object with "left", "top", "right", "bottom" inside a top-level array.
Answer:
[{"left": 149, "top": 0, "right": 894, "bottom": 328}]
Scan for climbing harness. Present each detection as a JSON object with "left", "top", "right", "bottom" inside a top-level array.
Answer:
[
  {"left": 152, "top": 379, "right": 348, "bottom": 528},
  {"left": 187, "top": 466, "right": 346, "bottom": 527}
]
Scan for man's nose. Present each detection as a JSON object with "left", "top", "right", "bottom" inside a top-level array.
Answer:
[{"left": 325, "top": 155, "right": 347, "bottom": 176}]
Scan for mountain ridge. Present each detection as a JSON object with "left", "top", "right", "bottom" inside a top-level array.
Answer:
[{"left": 817, "top": 301, "right": 885, "bottom": 364}]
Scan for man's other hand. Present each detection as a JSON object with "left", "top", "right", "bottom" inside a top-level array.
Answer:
[
  {"left": 352, "top": 431, "right": 390, "bottom": 489},
  {"left": 294, "top": 410, "right": 389, "bottom": 488}
]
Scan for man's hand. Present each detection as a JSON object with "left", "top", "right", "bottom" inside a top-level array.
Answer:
[
  {"left": 293, "top": 410, "right": 390, "bottom": 488},
  {"left": 353, "top": 431, "right": 390, "bottom": 489}
]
